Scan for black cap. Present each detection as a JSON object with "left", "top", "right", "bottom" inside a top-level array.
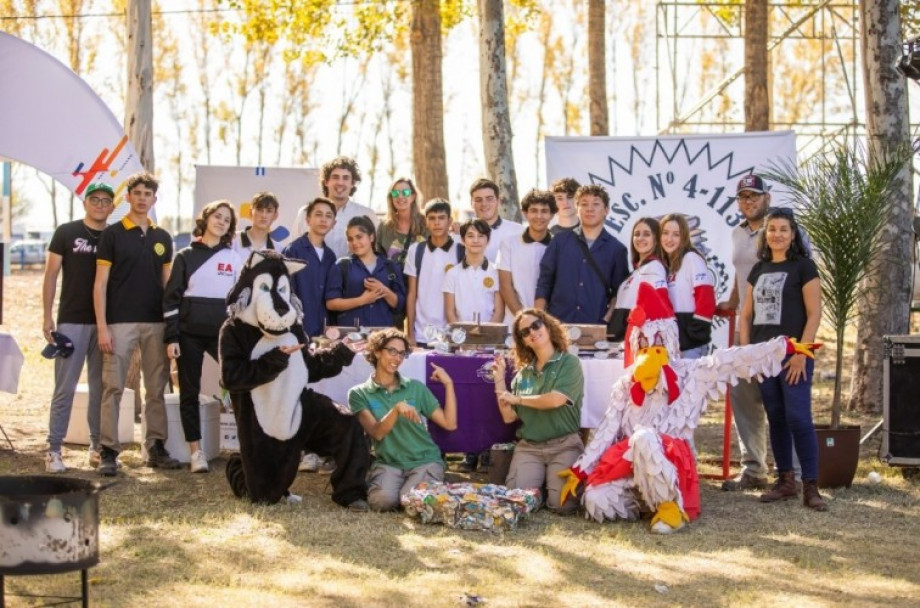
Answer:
[
  {"left": 41, "top": 332, "right": 75, "bottom": 359},
  {"left": 736, "top": 175, "right": 765, "bottom": 194}
]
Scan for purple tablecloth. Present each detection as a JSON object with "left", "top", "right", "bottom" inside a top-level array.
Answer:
[{"left": 426, "top": 353, "right": 518, "bottom": 453}]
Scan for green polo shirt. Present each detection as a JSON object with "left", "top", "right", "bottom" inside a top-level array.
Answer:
[
  {"left": 510, "top": 350, "right": 583, "bottom": 443},
  {"left": 96, "top": 216, "right": 172, "bottom": 323},
  {"left": 348, "top": 374, "right": 443, "bottom": 470}
]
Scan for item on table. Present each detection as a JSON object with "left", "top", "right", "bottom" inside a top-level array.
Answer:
[{"left": 562, "top": 324, "right": 607, "bottom": 348}]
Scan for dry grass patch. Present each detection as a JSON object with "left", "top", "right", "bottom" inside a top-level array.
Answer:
[{"left": 2, "top": 269, "right": 920, "bottom": 607}]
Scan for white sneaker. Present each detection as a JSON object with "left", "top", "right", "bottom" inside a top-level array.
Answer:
[
  {"left": 299, "top": 452, "right": 321, "bottom": 472},
  {"left": 318, "top": 458, "right": 336, "bottom": 475},
  {"left": 189, "top": 449, "right": 209, "bottom": 473},
  {"left": 285, "top": 492, "right": 303, "bottom": 504},
  {"left": 45, "top": 451, "right": 66, "bottom": 473}
]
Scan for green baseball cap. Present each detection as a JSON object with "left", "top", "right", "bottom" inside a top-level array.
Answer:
[{"left": 85, "top": 182, "right": 115, "bottom": 197}]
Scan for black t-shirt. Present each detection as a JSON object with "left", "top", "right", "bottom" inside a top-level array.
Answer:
[
  {"left": 747, "top": 256, "right": 819, "bottom": 343},
  {"left": 48, "top": 220, "right": 103, "bottom": 324},
  {"left": 96, "top": 217, "right": 173, "bottom": 324}
]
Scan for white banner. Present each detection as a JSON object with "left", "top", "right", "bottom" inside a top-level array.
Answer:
[
  {"left": 0, "top": 32, "right": 144, "bottom": 220},
  {"left": 194, "top": 165, "right": 321, "bottom": 249},
  {"left": 545, "top": 131, "right": 797, "bottom": 345}
]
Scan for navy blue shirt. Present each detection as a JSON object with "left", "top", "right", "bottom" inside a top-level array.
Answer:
[
  {"left": 282, "top": 235, "right": 336, "bottom": 338},
  {"left": 325, "top": 254, "right": 407, "bottom": 327},
  {"left": 536, "top": 226, "right": 629, "bottom": 324}
]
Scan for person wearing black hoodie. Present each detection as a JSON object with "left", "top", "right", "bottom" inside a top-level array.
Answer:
[{"left": 163, "top": 200, "right": 242, "bottom": 473}]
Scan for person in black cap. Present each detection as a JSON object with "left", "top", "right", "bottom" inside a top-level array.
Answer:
[{"left": 41, "top": 181, "right": 115, "bottom": 472}]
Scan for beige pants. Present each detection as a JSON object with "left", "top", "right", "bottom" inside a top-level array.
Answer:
[
  {"left": 367, "top": 462, "right": 445, "bottom": 512},
  {"left": 100, "top": 322, "right": 168, "bottom": 452},
  {"left": 506, "top": 433, "right": 583, "bottom": 513}
]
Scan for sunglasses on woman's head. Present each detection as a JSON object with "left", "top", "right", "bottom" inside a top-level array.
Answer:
[
  {"left": 518, "top": 318, "right": 545, "bottom": 339},
  {"left": 391, "top": 188, "right": 413, "bottom": 198}
]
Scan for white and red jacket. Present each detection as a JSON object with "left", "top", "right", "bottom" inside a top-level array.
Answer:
[{"left": 666, "top": 250, "right": 715, "bottom": 351}]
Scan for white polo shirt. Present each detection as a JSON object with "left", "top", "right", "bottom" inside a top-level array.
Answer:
[
  {"left": 483, "top": 217, "right": 523, "bottom": 263},
  {"left": 404, "top": 238, "right": 463, "bottom": 339},
  {"left": 442, "top": 259, "right": 500, "bottom": 322},
  {"left": 496, "top": 229, "right": 551, "bottom": 311},
  {"left": 324, "top": 198, "right": 378, "bottom": 258}
]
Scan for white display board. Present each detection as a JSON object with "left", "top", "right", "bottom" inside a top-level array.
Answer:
[
  {"left": 194, "top": 165, "right": 322, "bottom": 249},
  {"left": 545, "top": 131, "right": 797, "bottom": 346}
]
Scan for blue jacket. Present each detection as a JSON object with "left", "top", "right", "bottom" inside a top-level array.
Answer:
[
  {"left": 282, "top": 235, "right": 336, "bottom": 338},
  {"left": 325, "top": 254, "right": 406, "bottom": 327},
  {"left": 536, "top": 227, "right": 629, "bottom": 324}
]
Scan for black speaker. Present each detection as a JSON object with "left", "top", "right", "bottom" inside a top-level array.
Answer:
[{"left": 882, "top": 335, "right": 920, "bottom": 465}]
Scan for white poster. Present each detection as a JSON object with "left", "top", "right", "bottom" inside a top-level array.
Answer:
[
  {"left": 545, "top": 131, "right": 797, "bottom": 345},
  {"left": 194, "top": 165, "right": 322, "bottom": 249},
  {"left": 0, "top": 32, "right": 144, "bottom": 220}
]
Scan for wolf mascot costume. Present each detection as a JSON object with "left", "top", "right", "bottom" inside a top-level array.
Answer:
[{"left": 219, "top": 250, "right": 369, "bottom": 506}]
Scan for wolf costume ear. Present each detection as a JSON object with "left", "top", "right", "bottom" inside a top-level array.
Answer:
[
  {"left": 245, "top": 250, "right": 306, "bottom": 276},
  {"left": 284, "top": 258, "right": 307, "bottom": 276}
]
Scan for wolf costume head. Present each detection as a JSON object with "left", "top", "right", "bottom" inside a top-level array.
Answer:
[{"left": 227, "top": 250, "right": 306, "bottom": 334}]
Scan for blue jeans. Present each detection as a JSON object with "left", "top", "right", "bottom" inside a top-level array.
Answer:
[{"left": 758, "top": 356, "right": 818, "bottom": 480}]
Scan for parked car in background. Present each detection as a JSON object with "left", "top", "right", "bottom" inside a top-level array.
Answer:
[{"left": 9, "top": 239, "right": 48, "bottom": 267}]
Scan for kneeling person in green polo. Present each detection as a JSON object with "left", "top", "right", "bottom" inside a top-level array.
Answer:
[{"left": 348, "top": 328, "right": 457, "bottom": 511}]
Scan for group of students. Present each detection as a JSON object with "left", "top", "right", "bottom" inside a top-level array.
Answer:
[{"left": 42, "top": 158, "right": 825, "bottom": 512}]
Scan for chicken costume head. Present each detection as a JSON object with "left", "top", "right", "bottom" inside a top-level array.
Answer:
[{"left": 625, "top": 283, "right": 682, "bottom": 407}]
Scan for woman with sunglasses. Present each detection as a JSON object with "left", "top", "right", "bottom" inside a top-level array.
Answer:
[
  {"left": 348, "top": 328, "right": 456, "bottom": 511},
  {"left": 659, "top": 213, "right": 716, "bottom": 359},
  {"left": 740, "top": 207, "right": 827, "bottom": 511},
  {"left": 607, "top": 218, "right": 670, "bottom": 349},
  {"left": 493, "top": 309, "right": 584, "bottom": 514},
  {"left": 376, "top": 179, "right": 427, "bottom": 329}
]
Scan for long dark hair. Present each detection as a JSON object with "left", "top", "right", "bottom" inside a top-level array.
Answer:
[
  {"left": 630, "top": 217, "right": 665, "bottom": 267},
  {"left": 757, "top": 207, "right": 810, "bottom": 262},
  {"left": 346, "top": 215, "right": 381, "bottom": 256}
]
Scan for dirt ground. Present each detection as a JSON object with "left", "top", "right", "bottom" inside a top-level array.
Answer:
[{"left": 2, "top": 268, "right": 920, "bottom": 607}]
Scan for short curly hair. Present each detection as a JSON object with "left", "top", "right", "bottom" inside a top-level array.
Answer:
[
  {"left": 364, "top": 328, "right": 410, "bottom": 368},
  {"left": 321, "top": 156, "right": 362, "bottom": 197},
  {"left": 125, "top": 171, "right": 159, "bottom": 194},
  {"left": 575, "top": 184, "right": 610, "bottom": 208}
]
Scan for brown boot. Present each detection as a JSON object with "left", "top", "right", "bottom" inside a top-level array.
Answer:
[
  {"left": 802, "top": 480, "right": 828, "bottom": 511},
  {"left": 759, "top": 471, "right": 798, "bottom": 503}
]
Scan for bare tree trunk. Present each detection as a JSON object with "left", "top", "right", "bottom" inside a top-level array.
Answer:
[
  {"left": 478, "top": 0, "right": 520, "bottom": 221},
  {"left": 125, "top": 0, "right": 155, "bottom": 172},
  {"left": 849, "top": 0, "right": 912, "bottom": 414},
  {"left": 411, "top": 0, "right": 449, "bottom": 201},
  {"left": 744, "top": 0, "right": 770, "bottom": 130},
  {"left": 588, "top": 0, "right": 608, "bottom": 135}
]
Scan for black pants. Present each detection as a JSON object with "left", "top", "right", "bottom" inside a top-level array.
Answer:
[
  {"left": 177, "top": 332, "right": 218, "bottom": 442},
  {"left": 229, "top": 388, "right": 370, "bottom": 506}
]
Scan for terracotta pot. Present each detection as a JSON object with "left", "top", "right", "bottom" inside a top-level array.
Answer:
[{"left": 815, "top": 424, "right": 861, "bottom": 489}]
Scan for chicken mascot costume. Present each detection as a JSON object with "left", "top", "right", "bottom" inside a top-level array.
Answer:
[
  {"left": 219, "top": 250, "right": 370, "bottom": 507},
  {"left": 559, "top": 283, "right": 818, "bottom": 533}
]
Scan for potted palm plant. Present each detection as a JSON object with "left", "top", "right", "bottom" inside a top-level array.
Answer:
[{"left": 764, "top": 144, "right": 909, "bottom": 488}]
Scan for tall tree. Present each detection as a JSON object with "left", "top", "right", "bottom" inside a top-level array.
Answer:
[
  {"left": 410, "top": 0, "right": 449, "bottom": 200},
  {"left": 588, "top": 0, "right": 608, "bottom": 135},
  {"left": 743, "top": 0, "right": 769, "bottom": 130},
  {"left": 478, "top": 0, "right": 520, "bottom": 220},
  {"left": 126, "top": 0, "right": 154, "bottom": 171},
  {"left": 849, "top": 0, "right": 912, "bottom": 413}
]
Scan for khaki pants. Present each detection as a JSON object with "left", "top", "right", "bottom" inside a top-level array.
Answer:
[
  {"left": 100, "top": 323, "right": 168, "bottom": 452},
  {"left": 367, "top": 462, "right": 444, "bottom": 512},
  {"left": 506, "top": 433, "right": 583, "bottom": 513}
]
